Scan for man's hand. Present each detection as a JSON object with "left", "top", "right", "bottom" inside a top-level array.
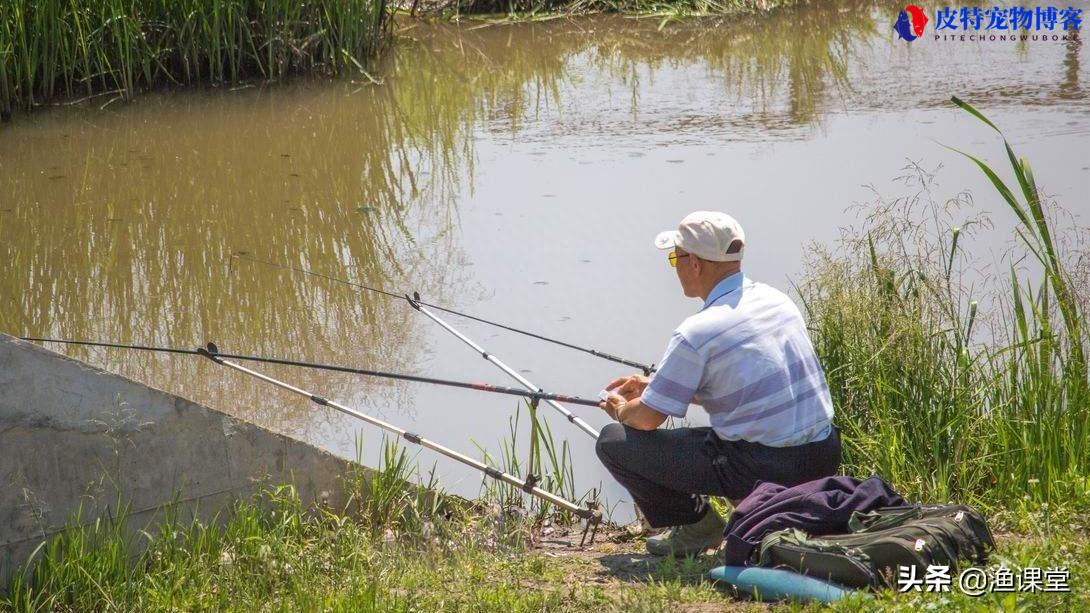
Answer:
[
  {"left": 599, "top": 392, "right": 627, "bottom": 420},
  {"left": 605, "top": 374, "right": 651, "bottom": 401},
  {"left": 597, "top": 373, "right": 666, "bottom": 431}
]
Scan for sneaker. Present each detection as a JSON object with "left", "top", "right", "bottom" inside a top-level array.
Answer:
[{"left": 645, "top": 509, "right": 727, "bottom": 557}]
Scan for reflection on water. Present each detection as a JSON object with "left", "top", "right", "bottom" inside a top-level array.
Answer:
[
  {"left": 2, "top": 1, "right": 1088, "bottom": 510},
  {"left": 580, "top": 2, "right": 874, "bottom": 125},
  {"left": 1060, "top": 33, "right": 1083, "bottom": 99},
  {"left": 0, "top": 82, "right": 468, "bottom": 433},
  {"left": 2, "top": 3, "right": 886, "bottom": 431},
  {"left": 393, "top": 3, "right": 878, "bottom": 140}
]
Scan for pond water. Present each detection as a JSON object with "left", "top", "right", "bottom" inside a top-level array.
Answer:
[{"left": 2, "top": 1, "right": 1088, "bottom": 521}]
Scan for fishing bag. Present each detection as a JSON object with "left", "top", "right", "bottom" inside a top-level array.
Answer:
[{"left": 755, "top": 504, "right": 995, "bottom": 588}]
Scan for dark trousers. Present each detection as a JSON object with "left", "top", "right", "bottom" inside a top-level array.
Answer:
[{"left": 595, "top": 423, "right": 842, "bottom": 528}]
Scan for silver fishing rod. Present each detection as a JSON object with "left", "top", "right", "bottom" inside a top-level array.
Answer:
[
  {"left": 196, "top": 343, "right": 601, "bottom": 537},
  {"left": 406, "top": 293, "right": 601, "bottom": 440}
]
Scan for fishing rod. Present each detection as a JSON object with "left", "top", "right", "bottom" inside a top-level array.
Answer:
[
  {"left": 196, "top": 342, "right": 601, "bottom": 545},
  {"left": 405, "top": 293, "right": 601, "bottom": 440},
  {"left": 18, "top": 337, "right": 603, "bottom": 408},
  {"left": 234, "top": 254, "right": 656, "bottom": 375}
]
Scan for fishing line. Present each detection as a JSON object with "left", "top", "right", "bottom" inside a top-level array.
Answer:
[
  {"left": 233, "top": 254, "right": 656, "bottom": 375},
  {"left": 404, "top": 294, "right": 601, "bottom": 440}
]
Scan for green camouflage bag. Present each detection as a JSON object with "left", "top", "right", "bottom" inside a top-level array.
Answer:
[{"left": 756, "top": 504, "right": 996, "bottom": 588}]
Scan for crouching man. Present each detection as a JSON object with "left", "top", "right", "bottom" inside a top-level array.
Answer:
[{"left": 596, "top": 211, "right": 842, "bottom": 557}]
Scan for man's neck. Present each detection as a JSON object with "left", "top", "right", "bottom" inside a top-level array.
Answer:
[{"left": 699, "top": 268, "right": 742, "bottom": 302}]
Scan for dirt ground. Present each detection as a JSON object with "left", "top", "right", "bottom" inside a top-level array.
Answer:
[{"left": 523, "top": 521, "right": 773, "bottom": 610}]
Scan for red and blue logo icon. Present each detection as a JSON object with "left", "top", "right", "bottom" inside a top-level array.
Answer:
[{"left": 894, "top": 5, "right": 930, "bottom": 41}]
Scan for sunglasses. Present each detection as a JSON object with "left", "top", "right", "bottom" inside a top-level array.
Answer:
[{"left": 668, "top": 250, "right": 691, "bottom": 268}]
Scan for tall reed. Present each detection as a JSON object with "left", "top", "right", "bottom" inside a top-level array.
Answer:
[
  {"left": 477, "top": 402, "right": 590, "bottom": 526},
  {"left": 0, "top": 0, "right": 390, "bottom": 117},
  {"left": 800, "top": 99, "right": 1089, "bottom": 513}
]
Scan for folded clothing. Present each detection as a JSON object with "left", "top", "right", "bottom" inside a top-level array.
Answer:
[{"left": 722, "top": 475, "right": 906, "bottom": 566}]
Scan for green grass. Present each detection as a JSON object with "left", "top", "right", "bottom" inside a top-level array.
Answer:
[
  {"left": 0, "top": 436, "right": 603, "bottom": 612},
  {"left": 475, "top": 402, "right": 596, "bottom": 526},
  {"left": 798, "top": 99, "right": 1089, "bottom": 517},
  {"left": 3, "top": 472, "right": 1086, "bottom": 610},
  {"left": 0, "top": 0, "right": 390, "bottom": 117}
]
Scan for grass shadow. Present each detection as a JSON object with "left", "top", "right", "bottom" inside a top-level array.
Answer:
[{"left": 596, "top": 549, "right": 723, "bottom": 584}]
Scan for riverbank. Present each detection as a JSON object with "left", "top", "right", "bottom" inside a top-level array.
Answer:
[
  {"left": 0, "top": 0, "right": 391, "bottom": 119},
  {"left": 3, "top": 480, "right": 1087, "bottom": 611},
  {"left": 0, "top": 0, "right": 801, "bottom": 121}
]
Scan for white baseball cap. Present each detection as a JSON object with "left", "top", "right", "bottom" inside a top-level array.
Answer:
[{"left": 654, "top": 211, "right": 746, "bottom": 262}]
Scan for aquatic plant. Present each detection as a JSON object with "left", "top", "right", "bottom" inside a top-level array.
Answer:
[
  {"left": 477, "top": 401, "right": 593, "bottom": 526},
  {"left": 799, "top": 99, "right": 1090, "bottom": 514},
  {"left": 0, "top": 0, "right": 390, "bottom": 117}
]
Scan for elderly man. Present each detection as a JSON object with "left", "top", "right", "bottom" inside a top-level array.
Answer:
[{"left": 596, "top": 211, "right": 841, "bottom": 557}]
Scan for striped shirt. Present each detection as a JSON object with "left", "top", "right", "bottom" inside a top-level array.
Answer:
[{"left": 640, "top": 272, "right": 834, "bottom": 447}]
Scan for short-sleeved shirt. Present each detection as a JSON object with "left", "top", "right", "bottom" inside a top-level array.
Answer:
[{"left": 640, "top": 272, "right": 834, "bottom": 447}]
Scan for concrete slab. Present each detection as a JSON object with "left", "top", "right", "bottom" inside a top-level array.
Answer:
[{"left": 0, "top": 333, "right": 366, "bottom": 585}]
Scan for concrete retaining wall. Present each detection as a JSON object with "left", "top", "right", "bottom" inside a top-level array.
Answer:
[{"left": 0, "top": 333, "right": 363, "bottom": 585}]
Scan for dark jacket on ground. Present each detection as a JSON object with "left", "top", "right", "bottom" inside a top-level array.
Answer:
[{"left": 722, "top": 475, "right": 906, "bottom": 565}]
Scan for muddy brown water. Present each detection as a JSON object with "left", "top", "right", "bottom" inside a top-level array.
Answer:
[{"left": 2, "top": 2, "right": 1088, "bottom": 521}]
